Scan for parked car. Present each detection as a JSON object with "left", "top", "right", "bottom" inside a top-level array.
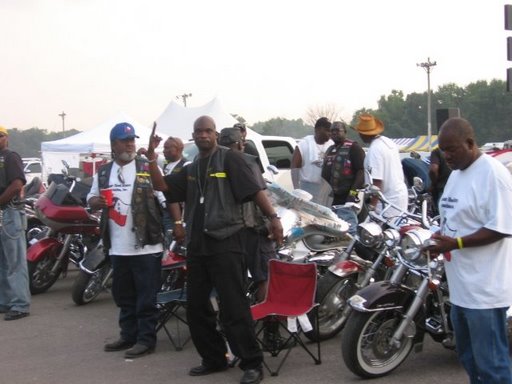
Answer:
[{"left": 23, "top": 157, "right": 43, "bottom": 185}]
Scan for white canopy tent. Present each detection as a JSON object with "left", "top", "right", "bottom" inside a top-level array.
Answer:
[
  {"left": 41, "top": 112, "right": 167, "bottom": 181},
  {"left": 155, "top": 97, "right": 238, "bottom": 139}
]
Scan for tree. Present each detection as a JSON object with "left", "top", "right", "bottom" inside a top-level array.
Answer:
[
  {"left": 8, "top": 128, "right": 80, "bottom": 158},
  {"left": 348, "top": 79, "right": 512, "bottom": 144},
  {"left": 304, "top": 103, "right": 345, "bottom": 126},
  {"left": 251, "top": 118, "right": 311, "bottom": 138}
]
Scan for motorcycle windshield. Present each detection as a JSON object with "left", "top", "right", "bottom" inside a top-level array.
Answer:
[{"left": 267, "top": 181, "right": 349, "bottom": 236}]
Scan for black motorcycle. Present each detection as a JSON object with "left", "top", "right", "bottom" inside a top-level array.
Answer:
[
  {"left": 341, "top": 227, "right": 453, "bottom": 378},
  {"left": 71, "top": 243, "right": 112, "bottom": 305}
]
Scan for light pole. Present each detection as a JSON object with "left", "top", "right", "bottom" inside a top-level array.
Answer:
[
  {"left": 176, "top": 93, "right": 192, "bottom": 107},
  {"left": 417, "top": 58, "right": 437, "bottom": 152},
  {"left": 58, "top": 111, "right": 66, "bottom": 132}
]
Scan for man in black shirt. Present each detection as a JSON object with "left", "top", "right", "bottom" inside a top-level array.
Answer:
[
  {"left": 0, "top": 125, "right": 30, "bottom": 321},
  {"left": 147, "top": 116, "right": 283, "bottom": 384},
  {"left": 322, "top": 121, "right": 365, "bottom": 234}
]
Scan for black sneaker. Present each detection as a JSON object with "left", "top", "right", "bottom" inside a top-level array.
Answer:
[
  {"left": 104, "top": 339, "right": 135, "bottom": 352},
  {"left": 4, "top": 310, "right": 29, "bottom": 321}
]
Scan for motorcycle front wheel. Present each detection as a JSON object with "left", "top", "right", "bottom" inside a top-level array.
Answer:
[
  {"left": 71, "top": 265, "right": 111, "bottom": 305},
  {"left": 304, "top": 272, "right": 357, "bottom": 341},
  {"left": 28, "top": 249, "right": 63, "bottom": 294},
  {"left": 341, "top": 309, "right": 413, "bottom": 378}
]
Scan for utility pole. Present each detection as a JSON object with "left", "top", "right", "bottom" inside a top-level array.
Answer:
[
  {"left": 176, "top": 93, "right": 192, "bottom": 107},
  {"left": 417, "top": 58, "right": 437, "bottom": 152},
  {"left": 58, "top": 111, "right": 66, "bottom": 132}
]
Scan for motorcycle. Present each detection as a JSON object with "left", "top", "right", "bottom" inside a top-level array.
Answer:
[
  {"left": 27, "top": 180, "right": 100, "bottom": 294},
  {"left": 22, "top": 176, "right": 48, "bottom": 247},
  {"left": 305, "top": 176, "right": 436, "bottom": 342},
  {"left": 267, "top": 181, "right": 351, "bottom": 274},
  {"left": 71, "top": 239, "right": 187, "bottom": 306},
  {"left": 71, "top": 242, "right": 111, "bottom": 305},
  {"left": 341, "top": 227, "right": 452, "bottom": 378}
]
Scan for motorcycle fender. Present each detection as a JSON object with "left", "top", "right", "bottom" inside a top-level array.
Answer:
[
  {"left": 80, "top": 244, "right": 108, "bottom": 273},
  {"left": 27, "top": 238, "right": 62, "bottom": 262},
  {"left": 348, "top": 281, "right": 416, "bottom": 313},
  {"left": 328, "top": 260, "right": 364, "bottom": 278}
]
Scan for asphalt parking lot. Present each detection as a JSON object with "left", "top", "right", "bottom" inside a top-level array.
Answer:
[{"left": 0, "top": 269, "right": 468, "bottom": 384}]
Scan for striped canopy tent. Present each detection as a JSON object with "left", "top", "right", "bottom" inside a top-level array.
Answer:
[
  {"left": 401, "top": 135, "right": 438, "bottom": 152},
  {"left": 390, "top": 137, "right": 416, "bottom": 150}
]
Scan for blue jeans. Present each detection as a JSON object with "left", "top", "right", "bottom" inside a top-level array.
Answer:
[
  {"left": 111, "top": 253, "right": 162, "bottom": 347},
  {"left": 450, "top": 304, "right": 512, "bottom": 384},
  {"left": 0, "top": 208, "right": 30, "bottom": 313},
  {"left": 334, "top": 206, "right": 358, "bottom": 236}
]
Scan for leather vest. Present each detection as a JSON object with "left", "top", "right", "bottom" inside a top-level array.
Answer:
[
  {"left": 0, "top": 149, "right": 10, "bottom": 193},
  {"left": 184, "top": 147, "right": 244, "bottom": 240},
  {"left": 323, "top": 140, "right": 356, "bottom": 196},
  {"left": 97, "top": 158, "right": 163, "bottom": 250}
]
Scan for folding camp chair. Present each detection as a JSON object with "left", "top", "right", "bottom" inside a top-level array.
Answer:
[
  {"left": 250, "top": 259, "right": 321, "bottom": 376},
  {"left": 156, "top": 251, "right": 190, "bottom": 351},
  {"left": 156, "top": 287, "right": 190, "bottom": 351}
]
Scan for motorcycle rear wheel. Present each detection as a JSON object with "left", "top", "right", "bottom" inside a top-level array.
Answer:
[
  {"left": 71, "top": 266, "right": 110, "bottom": 305},
  {"left": 28, "top": 250, "right": 63, "bottom": 294},
  {"left": 341, "top": 309, "right": 413, "bottom": 378},
  {"left": 304, "top": 272, "right": 357, "bottom": 341}
]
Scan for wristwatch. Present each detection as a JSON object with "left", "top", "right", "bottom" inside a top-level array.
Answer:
[{"left": 267, "top": 213, "right": 280, "bottom": 220}]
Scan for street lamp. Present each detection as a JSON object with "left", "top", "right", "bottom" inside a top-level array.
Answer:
[
  {"left": 58, "top": 111, "right": 66, "bottom": 132},
  {"left": 176, "top": 93, "right": 192, "bottom": 107},
  {"left": 417, "top": 58, "right": 437, "bottom": 152}
]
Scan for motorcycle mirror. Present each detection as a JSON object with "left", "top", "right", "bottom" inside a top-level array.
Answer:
[
  {"left": 266, "top": 164, "right": 279, "bottom": 175},
  {"left": 413, "top": 176, "right": 424, "bottom": 192},
  {"left": 369, "top": 184, "right": 381, "bottom": 194}
]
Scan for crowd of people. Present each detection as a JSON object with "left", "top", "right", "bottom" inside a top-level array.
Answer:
[{"left": 1, "top": 114, "right": 512, "bottom": 384}]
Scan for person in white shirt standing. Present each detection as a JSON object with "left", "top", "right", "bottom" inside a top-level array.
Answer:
[
  {"left": 428, "top": 117, "right": 512, "bottom": 384},
  {"left": 87, "top": 123, "right": 164, "bottom": 359},
  {"left": 161, "top": 137, "right": 188, "bottom": 245},
  {"left": 291, "top": 117, "right": 333, "bottom": 204},
  {"left": 354, "top": 114, "right": 408, "bottom": 217}
]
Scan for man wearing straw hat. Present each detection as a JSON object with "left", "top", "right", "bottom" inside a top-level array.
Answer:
[{"left": 354, "top": 114, "right": 408, "bottom": 217}]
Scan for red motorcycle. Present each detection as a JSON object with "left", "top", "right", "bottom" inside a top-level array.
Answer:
[{"left": 27, "top": 181, "right": 100, "bottom": 294}]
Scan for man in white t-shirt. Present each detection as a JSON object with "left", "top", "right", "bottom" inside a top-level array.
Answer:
[
  {"left": 87, "top": 122, "right": 164, "bottom": 359},
  {"left": 428, "top": 117, "right": 512, "bottom": 384},
  {"left": 161, "top": 137, "right": 188, "bottom": 245},
  {"left": 354, "top": 114, "right": 408, "bottom": 217},
  {"left": 291, "top": 117, "right": 333, "bottom": 204}
]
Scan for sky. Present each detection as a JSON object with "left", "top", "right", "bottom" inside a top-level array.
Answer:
[{"left": 0, "top": 0, "right": 509, "bottom": 132}]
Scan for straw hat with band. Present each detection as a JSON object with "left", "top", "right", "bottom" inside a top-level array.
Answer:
[{"left": 354, "top": 114, "right": 384, "bottom": 136}]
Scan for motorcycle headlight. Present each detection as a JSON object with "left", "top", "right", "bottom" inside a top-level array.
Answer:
[
  {"left": 383, "top": 228, "right": 401, "bottom": 247},
  {"left": 357, "top": 221, "right": 383, "bottom": 247},
  {"left": 400, "top": 228, "right": 432, "bottom": 264}
]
